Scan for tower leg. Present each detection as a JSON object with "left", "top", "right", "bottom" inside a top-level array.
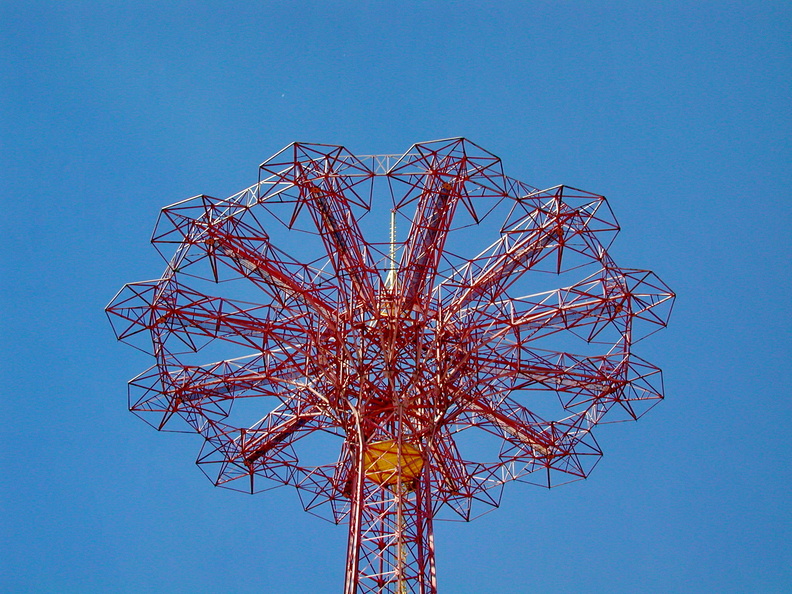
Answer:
[{"left": 344, "top": 469, "right": 436, "bottom": 594}]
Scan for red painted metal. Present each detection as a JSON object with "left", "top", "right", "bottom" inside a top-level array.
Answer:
[{"left": 107, "top": 138, "right": 674, "bottom": 593}]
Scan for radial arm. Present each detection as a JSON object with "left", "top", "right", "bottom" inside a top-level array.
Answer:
[
  {"left": 398, "top": 179, "right": 460, "bottom": 312},
  {"left": 216, "top": 237, "right": 333, "bottom": 315},
  {"left": 300, "top": 181, "right": 380, "bottom": 309}
]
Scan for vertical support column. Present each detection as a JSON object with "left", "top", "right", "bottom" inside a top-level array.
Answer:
[{"left": 344, "top": 464, "right": 436, "bottom": 593}]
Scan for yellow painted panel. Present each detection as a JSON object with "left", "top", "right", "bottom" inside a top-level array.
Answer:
[{"left": 363, "top": 440, "right": 423, "bottom": 486}]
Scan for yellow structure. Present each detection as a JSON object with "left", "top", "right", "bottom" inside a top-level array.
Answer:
[{"left": 364, "top": 440, "right": 423, "bottom": 487}]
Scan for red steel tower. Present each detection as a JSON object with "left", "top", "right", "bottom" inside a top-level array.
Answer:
[{"left": 107, "top": 138, "right": 674, "bottom": 593}]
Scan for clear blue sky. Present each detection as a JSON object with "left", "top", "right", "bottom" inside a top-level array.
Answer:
[{"left": 1, "top": 2, "right": 790, "bottom": 592}]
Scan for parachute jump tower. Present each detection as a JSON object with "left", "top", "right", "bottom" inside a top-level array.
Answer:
[{"left": 107, "top": 138, "right": 674, "bottom": 593}]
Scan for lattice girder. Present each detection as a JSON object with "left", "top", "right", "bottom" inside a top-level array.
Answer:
[{"left": 107, "top": 138, "right": 674, "bottom": 593}]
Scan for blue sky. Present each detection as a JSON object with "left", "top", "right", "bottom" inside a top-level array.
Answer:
[{"left": 1, "top": 2, "right": 790, "bottom": 592}]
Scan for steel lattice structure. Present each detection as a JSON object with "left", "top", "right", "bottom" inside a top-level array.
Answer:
[{"left": 107, "top": 138, "right": 674, "bottom": 593}]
